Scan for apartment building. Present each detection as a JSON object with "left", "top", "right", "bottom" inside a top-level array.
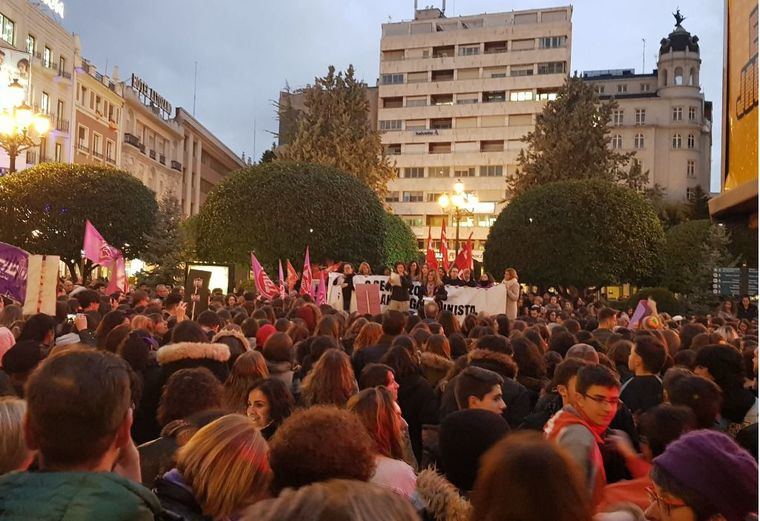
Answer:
[
  {"left": 378, "top": 5, "right": 572, "bottom": 259},
  {"left": 0, "top": 0, "right": 75, "bottom": 169},
  {"left": 582, "top": 16, "right": 712, "bottom": 202}
]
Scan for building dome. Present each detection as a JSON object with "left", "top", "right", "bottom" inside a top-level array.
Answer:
[{"left": 659, "top": 10, "right": 699, "bottom": 55}]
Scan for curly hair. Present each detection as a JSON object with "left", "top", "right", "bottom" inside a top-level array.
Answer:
[
  {"left": 157, "top": 367, "right": 223, "bottom": 426},
  {"left": 267, "top": 406, "right": 376, "bottom": 493},
  {"left": 222, "top": 351, "right": 269, "bottom": 414},
  {"left": 300, "top": 349, "right": 357, "bottom": 407}
]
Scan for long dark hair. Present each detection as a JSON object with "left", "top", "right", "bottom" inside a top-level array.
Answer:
[{"left": 249, "top": 377, "right": 295, "bottom": 426}]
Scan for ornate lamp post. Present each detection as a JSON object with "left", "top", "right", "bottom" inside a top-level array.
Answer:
[
  {"left": 0, "top": 79, "right": 50, "bottom": 173},
  {"left": 438, "top": 179, "right": 479, "bottom": 252}
]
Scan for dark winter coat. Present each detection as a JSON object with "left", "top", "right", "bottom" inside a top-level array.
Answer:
[
  {"left": 352, "top": 334, "right": 395, "bottom": 377},
  {"left": 153, "top": 469, "right": 209, "bottom": 521},
  {"left": 156, "top": 342, "right": 231, "bottom": 384},
  {"left": 397, "top": 372, "right": 439, "bottom": 463},
  {"left": 420, "top": 352, "right": 454, "bottom": 388},
  {"left": 132, "top": 362, "right": 164, "bottom": 444}
]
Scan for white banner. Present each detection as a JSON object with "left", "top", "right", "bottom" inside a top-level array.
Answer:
[{"left": 328, "top": 274, "right": 506, "bottom": 320}]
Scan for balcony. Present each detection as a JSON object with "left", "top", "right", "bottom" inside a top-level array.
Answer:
[
  {"left": 93, "top": 151, "right": 104, "bottom": 160},
  {"left": 171, "top": 160, "right": 182, "bottom": 171},
  {"left": 106, "top": 156, "right": 116, "bottom": 165},
  {"left": 77, "top": 143, "right": 90, "bottom": 153},
  {"left": 149, "top": 149, "right": 156, "bottom": 160},
  {"left": 124, "top": 133, "right": 140, "bottom": 147},
  {"left": 54, "top": 115, "right": 69, "bottom": 133},
  {"left": 159, "top": 154, "right": 166, "bottom": 165},
  {"left": 57, "top": 69, "right": 72, "bottom": 80},
  {"left": 25, "top": 150, "right": 37, "bottom": 164}
]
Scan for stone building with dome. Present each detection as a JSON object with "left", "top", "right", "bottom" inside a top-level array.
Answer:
[{"left": 582, "top": 11, "right": 712, "bottom": 202}]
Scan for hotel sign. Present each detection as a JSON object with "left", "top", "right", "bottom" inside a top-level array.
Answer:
[{"left": 131, "top": 73, "right": 172, "bottom": 117}]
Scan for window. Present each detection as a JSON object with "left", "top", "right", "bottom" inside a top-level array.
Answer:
[
  {"left": 384, "top": 143, "right": 401, "bottom": 155},
  {"left": 687, "top": 160, "right": 696, "bottom": 178},
  {"left": 40, "top": 92, "right": 49, "bottom": 114},
  {"left": 672, "top": 134, "right": 682, "bottom": 148},
  {"left": 509, "top": 90, "right": 533, "bottom": 102},
  {"left": 39, "top": 137, "right": 47, "bottom": 161},
  {"left": 106, "top": 140, "right": 114, "bottom": 162},
  {"left": 672, "top": 106, "right": 683, "bottom": 121},
  {"left": 454, "top": 167, "right": 476, "bottom": 177},
  {"left": 612, "top": 110, "right": 624, "bottom": 126},
  {"left": 538, "top": 35, "right": 567, "bottom": 48},
  {"left": 483, "top": 91, "right": 506, "bottom": 103},
  {"left": 405, "top": 119, "right": 426, "bottom": 130},
  {"left": 687, "top": 134, "right": 695, "bottom": 149},
  {"left": 686, "top": 187, "right": 697, "bottom": 201},
  {"left": 640, "top": 83, "right": 651, "bottom": 92},
  {"left": 428, "top": 142, "right": 451, "bottom": 154},
  {"left": 428, "top": 166, "right": 450, "bottom": 178},
  {"left": 430, "top": 118, "right": 452, "bottom": 129},
  {"left": 635, "top": 109, "right": 646, "bottom": 125},
  {"left": 382, "top": 50, "right": 404, "bottom": 61},
  {"left": 480, "top": 140, "right": 504, "bottom": 152},
  {"left": 402, "top": 216, "right": 424, "bottom": 227},
  {"left": 407, "top": 71, "right": 428, "bottom": 83},
  {"left": 43, "top": 46, "right": 52, "bottom": 68},
  {"left": 458, "top": 45, "right": 480, "bottom": 56},
  {"left": 0, "top": 12, "right": 14, "bottom": 45},
  {"left": 617, "top": 84, "right": 628, "bottom": 93},
  {"left": 431, "top": 69, "right": 454, "bottom": 82},
  {"left": 634, "top": 133, "right": 645, "bottom": 149},
  {"left": 385, "top": 191, "right": 400, "bottom": 202},
  {"left": 379, "top": 120, "right": 402, "bottom": 131},
  {"left": 402, "top": 191, "right": 423, "bottom": 202},
  {"left": 406, "top": 97, "right": 427, "bottom": 107},
  {"left": 594, "top": 85, "right": 605, "bottom": 94},
  {"left": 674, "top": 67, "right": 684, "bottom": 85},
  {"left": 77, "top": 125, "right": 88, "bottom": 150},
  {"left": 510, "top": 65, "right": 534, "bottom": 77},
  {"left": 59, "top": 56, "right": 66, "bottom": 75},
  {"left": 537, "top": 90, "right": 558, "bottom": 101},
  {"left": 426, "top": 193, "right": 443, "bottom": 203},
  {"left": 54, "top": 143, "right": 62, "bottom": 162},
  {"left": 56, "top": 99, "right": 64, "bottom": 120},
  {"left": 403, "top": 167, "right": 424, "bottom": 178},
  {"left": 383, "top": 97, "right": 403, "bottom": 109},
  {"left": 537, "top": 61, "right": 566, "bottom": 75},
  {"left": 611, "top": 134, "right": 623, "bottom": 149},
  {"left": 26, "top": 34, "right": 35, "bottom": 54},
  {"left": 480, "top": 165, "right": 503, "bottom": 177},
  {"left": 457, "top": 68, "right": 479, "bottom": 80},
  {"left": 688, "top": 106, "right": 697, "bottom": 121},
  {"left": 381, "top": 73, "right": 404, "bottom": 85},
  {"left": 431, "top": 94, "right": 453, "bottom": 106},
  {"left": 93, "top": 133, "right": 102, "bottom": 156}
]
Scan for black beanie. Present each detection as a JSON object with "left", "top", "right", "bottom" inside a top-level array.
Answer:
[
  {"left": 2, "top": 340, "right": 43, "bottom": 375},
  {"left": 439, "top": 408, "right": 510, "bottom": 492}
]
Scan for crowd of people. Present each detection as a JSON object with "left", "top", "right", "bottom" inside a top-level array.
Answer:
[{"left": 0, "top": 262, "right": 757, "bottom": 521}]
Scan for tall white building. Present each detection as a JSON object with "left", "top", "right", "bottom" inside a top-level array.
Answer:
[
  {"left": 378, "top": 5, "right": 572, "bottom": 260},
  {"left": 582, "top": 14, "right": 712, "bottom": 202}
]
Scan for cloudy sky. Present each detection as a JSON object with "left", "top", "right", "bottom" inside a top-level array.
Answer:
[{"left": 61, "top": 0, "right": 724, "bottom": 191}]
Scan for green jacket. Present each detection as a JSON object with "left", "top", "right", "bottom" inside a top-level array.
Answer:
[{"left": 0, "top": 471, "right": 161, "bottom": 520}]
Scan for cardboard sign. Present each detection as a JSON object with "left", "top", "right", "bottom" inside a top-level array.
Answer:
[
  {"left": 355, "top": 282, "right": 382, "bottom": 315},
  {"left": 184, "top": 269, "right": 211, "bottom": 320},
  {"left": 23, "top": 255, "right": 59, "bottom": 316}
]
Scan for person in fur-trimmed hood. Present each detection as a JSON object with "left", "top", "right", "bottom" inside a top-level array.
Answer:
[
  {"left": 157, "top": 321, "right": 231, "bottom": 384},
  {"left": 211, "top": 327, "right": 250, "bottom": 367},
  {"left": 420, "top": 335, "right": 455, "bottom": 388}
]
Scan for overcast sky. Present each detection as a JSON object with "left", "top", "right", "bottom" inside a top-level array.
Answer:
[{"left": 60, "top": 0, "right": 724, "bottom": 191}]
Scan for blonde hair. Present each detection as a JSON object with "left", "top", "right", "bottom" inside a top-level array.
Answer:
[
  {"left": 0, "top": 397, "right": 30, "bottom": 475},
  {"left": 353, "top": 322, "right": 383, "bottom": 352},
  {"left": 176, "top": 414, "right": 271, "bottom": 519},
  {"left": 130, "top": 315, "right": 152, "bottom": 331}
]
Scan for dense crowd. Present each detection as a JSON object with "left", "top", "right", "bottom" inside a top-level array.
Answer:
[{"left": 0, "top": 262, "right": 757, "bottom": 521}]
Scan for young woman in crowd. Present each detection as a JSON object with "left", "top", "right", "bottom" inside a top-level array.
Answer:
[
  {"left": 222, "top": 351, "right": 269, "bottom": 414},
  {"left": 246, "top": 377, "right": 295, "bottom": 440}
]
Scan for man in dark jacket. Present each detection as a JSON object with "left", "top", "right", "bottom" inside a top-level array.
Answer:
[
  {"left": 352, "top": 310, "right": 404, "bottom": 376},
  {"left": 0, "top": 349, "right": 161, "bottom": 520},
  {"left": 737, "top": 294, "right": 758, "bottom": 321}
]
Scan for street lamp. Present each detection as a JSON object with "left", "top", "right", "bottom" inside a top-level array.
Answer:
[
  {"left": 0, "top": 81, "right": 50, "bottom": 174},
  {"left": 438, "top": 179, "right": 479, "bottom": 252}
]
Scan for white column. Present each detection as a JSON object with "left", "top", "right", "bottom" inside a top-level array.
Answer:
[
  {"left": 194, "top": 140, "right": 202, "bottom": 213},
  {"left": 183, "top": 133, "right": 194, "bottom": 216}
]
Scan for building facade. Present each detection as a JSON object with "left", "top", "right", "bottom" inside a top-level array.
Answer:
[
  {"left": 175, "top": 108, "right": 246, "bottom": 216},
  {"left": 72, "top": 46, "right": 123, "bottom": 168},
  {"left": 378, "top": 6, "right": 572, "bottom": 259},
  {"left": 582, "top": 17, "right": 712, "bottom": 202},
  {"left": 0, "top": 0, "right": 75, "bottom": 169}
]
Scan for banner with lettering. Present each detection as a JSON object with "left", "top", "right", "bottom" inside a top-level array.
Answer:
[
  {"left": 22, "top": 255, "right": 59, "bottom": 316},
  {"left": 328, "top": 274, "right": 506, "bottom": 320},
  {"left": 0, "top": 242, "right": 29, "bottom": 303}
]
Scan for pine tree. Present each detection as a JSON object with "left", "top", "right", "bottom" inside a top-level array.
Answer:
[
  {"left": 687, "top": 185, "right": 711, "bottom": 220},
  {"left": 277, "top": 65, "right": 396, "bottom": 197},
  {"left": 260, "top": 143, "right": 277, "bottom": 164},
  {"left": 138, "top": 195, "right": 186, "bottom": 286},
  {"left": 508, "top": 76, "right": 633, "bottom": 196}
]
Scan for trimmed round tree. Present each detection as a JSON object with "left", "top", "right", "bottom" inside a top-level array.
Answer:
[
  {"left": 195, "top": 162, "right": 386, "bottom": 269},
  {"left": 0, "top": 163, "right": 158, "bottom": 278},
  {"left": 484, "top": 179, "right": 664, "bottom": 290},
  {"left": 382, "top": 213, "right": 420, "bottom": 268}
]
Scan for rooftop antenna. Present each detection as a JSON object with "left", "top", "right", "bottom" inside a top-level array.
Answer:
[
  {"left": 104, "top": 57, "right": 108, "bottom": 77},
  {"left": 192, "top": 61, "right": 198, "bottom": 117},
  {"left": 642, "top": 39, "right": 646, "bottom": 73}
]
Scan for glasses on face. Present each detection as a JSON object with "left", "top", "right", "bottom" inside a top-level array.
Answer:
[
  {"left": 646, "top": 486, "right": 688, "bottom": 516},
  {"left": 582, "top": 393, "right": 620, "bottom": 407}
]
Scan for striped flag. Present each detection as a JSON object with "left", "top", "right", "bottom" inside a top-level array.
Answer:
[
  {"left": 286, "top": 260, "right": 298, "bottom": 292},
  {"left": 251, "top": 253, "right": 280, "bottom": 299}
]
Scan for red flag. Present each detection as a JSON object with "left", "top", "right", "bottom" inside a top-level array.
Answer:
[
  {"left": 466, "top": 234, "right": 474, "bottom": 270},
  {"left": 454, "top": 233, "right": 474, "bottom": 271},
  {"left": 316, "top": 271, "right": 327, "bottom": 305},
  {"left": 300, "top": 246, "right": 313, "bottom": 297},
  {"left": 278, "top": 259, "right": 286, "bottom": 299},
  {"left": 286, "top": 260, "right": 298, "bottom": 292},
  {"left": 425, "top": 226, "right": 438, "bottom": 271},
  {"left": 83, "top": 220, "right": 119, "bottom": 266},
  {"left": 251, "top": 253, "right": 280, "bottom": 299},
  {"left": 326, "top": 262, "right": 342, "bottom": 273},
  {"left": 106, "top": 253, "right": 128, "bottom": 294},
  {"left": 440, "top": 220, "right": 449, "bottom": 272}
]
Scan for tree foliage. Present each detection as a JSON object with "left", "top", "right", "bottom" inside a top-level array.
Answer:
[
  {"left": 194, "top": 162, "right": 387, "bottom": 270},
  {"left": 259, "top": 143, "right": 277, "bottom": 164},
  {"left": 137, "top": 195, "right": 186, "bottom": 286},
  {"left": 508, "top": 77, "right": 633, "bottom": 196},
  {"left": 0, "top": 163, "right": 157, "bottom": 278},
  {"left": 686, "top": 185, "right": 711, "bottom": 220},
  {"left": 276, "top": 65, "right": 395, "bottom": 196},
  {"left": 382, "top": 213, "right": 420, "bottom": 267},
  {"left": 484, "top": 179, "right": 665, "bottom": 290}
]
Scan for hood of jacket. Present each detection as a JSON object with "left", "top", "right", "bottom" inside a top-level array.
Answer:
[
  {"left": 156, "top": 342, "right": 230, "bottom": 366},
  {"left": 416, "top": 468, "right": 471, "bottom": 521},
  {"left": 420, "top": 351, "right": 455, "bottom": 373},
  {"left": 211, "top": 329, "right": 251, "bottom": 352}
]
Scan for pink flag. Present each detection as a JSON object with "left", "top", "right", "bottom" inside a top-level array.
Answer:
[
  {"left": 316, "top": 270, "right": 327, "bottom": 305},
  {"left": 83, "top": 220, "right": 119, "bottom": 266},
  {"left": 278, "top": 259, "right": 286, "bottom": 299},
  {"left": 251, "top": 253, "right": 280, "bottom": 299},
  {"left": 300, "top": 246, "right": 313, "bottom": 297},
  {"left": 106, "top": 253, "right": 129, "bottom": 294},
  {"left": 286, "top": 260, "right": 298, "bottom": 293}
]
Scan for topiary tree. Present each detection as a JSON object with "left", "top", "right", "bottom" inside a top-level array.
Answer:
[
  {"left": 382, "top": 213, "right": 420, "bottom": 267},
  {"left": 483, "top": 179, "right": 665, "bottom": 294},
  {"left": 0, "top": 162, "right": 158, "bottom": 279},
  {"left": 194, "top": 162, "right": 387, "bottom": 270}
]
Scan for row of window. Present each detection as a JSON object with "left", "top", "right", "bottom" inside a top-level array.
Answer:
[
  {"left": 380, "top": 114, "right": 535, "bottom": 134},
  {"left": 35, "top": 137, "right": 64, "bottom": 163},
  {"left": 76, "top": 125, "right": 116, "bottom": 161},
  {"left": 609, "top": 132, "right": 698, "bottom": 150},
  {"left": 381, "top": 35, "right": 568, "bottom": 61},
  {"left": 402, "top": 214, "right": 498, "bottom": 229},
  {"left": 76, "top": 82, "right": 120, "bottom": 123},
  {"left": 385, "top": 141, "right": 514, "bottom": 155},
  {"left": 0, "top": 17, "right": 69, "bottom": 76},
  {"left": 609, "top": 106, "right": 699, "bottom": 127},
  {"left": 594, "top": 83, "right": 652, "bottom": 94},
  {"left": 380, "top": 62, "right": 567, "bottom": 85},
  {"left": 393, "top": 165, "right": 506, "bottom": 179}
]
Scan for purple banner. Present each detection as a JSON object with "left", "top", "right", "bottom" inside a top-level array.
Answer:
[{"left": 0, "top": 242, "right": 29, "bottom": 304}]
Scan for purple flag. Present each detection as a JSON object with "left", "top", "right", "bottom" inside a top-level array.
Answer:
[{"left": 0, "top": 242, "right": 30, "bottom": 304}]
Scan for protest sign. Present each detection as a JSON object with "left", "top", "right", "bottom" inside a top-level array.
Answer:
[
  {"left": 0, "top": 242, "right": 29, "bottom": 304},
  {"left": 23, "top": 255, "right": 59, "bottom": 316}
]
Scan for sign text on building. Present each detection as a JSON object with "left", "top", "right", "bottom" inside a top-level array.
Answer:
[{"left": 130, "top": 73, "right": 172, "bottom": 117}]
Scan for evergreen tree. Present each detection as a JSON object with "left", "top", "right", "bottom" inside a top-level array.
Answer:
[
  {"left": 687, "top": 185, "right": 711, "bottom": 220},
  {"left": 277, "top": 65, "right": 396, "bottom": 196},
  {"left": 508, "top": 77, "right": 633, "bottom": 195},
  {"left": 138, "top": 195, "right": 186, "bottom": 286},
  {"left": 259, "top": 143, "right": 277, "bottom": 164}
]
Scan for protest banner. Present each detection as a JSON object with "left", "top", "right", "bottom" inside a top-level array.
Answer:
[
  {"left": 0, "top": 242, "right": 30, "bottom": 304},
  {"left": 23, "top": 255, "right": 59, "bottom": 316}
]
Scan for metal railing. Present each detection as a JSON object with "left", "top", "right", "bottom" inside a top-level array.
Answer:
[
  {"left": 171, "top": 160, "right": 182, "bottom": 171},
  {"left": 149, "top": 149, "right": 156, "bottom": 160},
  {"left": 124, "top": 133, "right": 141, "bottom": 148},
  {"left": 159, "top": 154, "right": 166, "bottom": 165},
  {"left": 54, "top": 116, "right": 69, "bottom": 133}
]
